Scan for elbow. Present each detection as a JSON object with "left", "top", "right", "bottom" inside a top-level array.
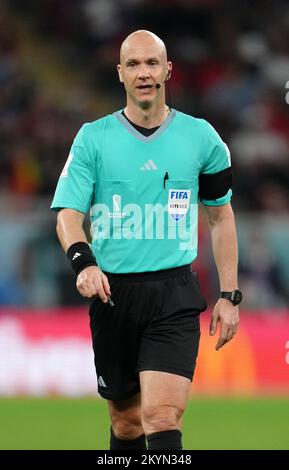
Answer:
[
  {"left": 56, "top": 211, "right": 64, "bottom": 239},
  {"left": 207, "top": 205, "right": 235, "bottom": 229},
  {"left": 56, "top": 221, "right": 61, "bottom": 239}
]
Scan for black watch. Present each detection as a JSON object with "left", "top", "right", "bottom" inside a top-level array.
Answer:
[{"left": 220, "top": 290, "right": 242, "bottom": 306}]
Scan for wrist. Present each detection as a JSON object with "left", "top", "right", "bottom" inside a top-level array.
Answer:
[
  {"left": 67, "top": 242, "right": 97, "bottom": 276},
  {"left": 220, "top": 289, "right": 242, "bottom": 306}
]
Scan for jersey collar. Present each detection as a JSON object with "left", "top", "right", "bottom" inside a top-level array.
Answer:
[{"left": 113, "top": 109, "right": 176, "bottom": 143}]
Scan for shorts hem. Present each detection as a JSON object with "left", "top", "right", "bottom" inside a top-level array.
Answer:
[
  {"left": 98, "top": 387, "right": 140, "bottom": 401},
  {"left": 136, "top": 365, "right": 193, "bottom": 381}
]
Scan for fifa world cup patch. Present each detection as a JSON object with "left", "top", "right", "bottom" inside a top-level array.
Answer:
[{"left": 168, "top": 189, "right": 191, "bottom": 221}]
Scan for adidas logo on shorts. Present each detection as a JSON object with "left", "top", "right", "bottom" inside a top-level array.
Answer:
[{"left": 98, "top": 376, "right": 107, "bottom": 387}]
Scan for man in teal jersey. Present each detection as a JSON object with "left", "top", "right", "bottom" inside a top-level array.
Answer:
[{"left": 51, "top": 30, "right": 241, "bottom": 450}]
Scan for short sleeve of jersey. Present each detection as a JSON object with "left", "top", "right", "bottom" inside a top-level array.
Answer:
[
  {"left": 50, "top": 125, "right": 96, "bottom": 213},
  {"left": 200, "top": 121, "right": 232, "bottom": 206}
]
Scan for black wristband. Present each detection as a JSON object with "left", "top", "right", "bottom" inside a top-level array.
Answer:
[{"left": 66, "top": 242, "right": 97, "bottom": 276}]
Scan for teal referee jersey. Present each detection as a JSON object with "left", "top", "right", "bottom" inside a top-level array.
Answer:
[{"left": 51, "top": 109, "right": 232, "bottom": 273}]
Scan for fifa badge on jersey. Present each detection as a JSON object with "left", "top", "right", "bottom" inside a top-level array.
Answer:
[{"left": 168, "top": 189, "right": 191, "bottom": 222}]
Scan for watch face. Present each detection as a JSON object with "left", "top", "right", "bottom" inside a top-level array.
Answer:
[{"left": 233, "top": 290, "right": 242, "bottom": 305}]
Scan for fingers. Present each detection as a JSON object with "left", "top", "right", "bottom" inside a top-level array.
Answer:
[
  {"left": 93, "top": 277, "right": 108, "bottom": 303},
  {"left": 76, "top": 267, "right": 111, "bottom": 303},
  {"left": 76, "top": 271, "right": 94, "bottom": 298},
  {"left": 216, "top": 327, "right": 237, "bottom": 351},
  {"left": 215, "top": 325, "right": 228, "bottom": 351},
  {"left": 101, "top": 273, "right": 111, "bottom": 297},
  {"left": 226, "top": 328, "right": 235, "bottom": 342},
  {"left": 76, "top": 284, "right": 90, "bottom": 298},
  {"left": 211, "top": 301, "right": 240, "bottom": 350},
  {"left": 209, "top": 313, "right": 218, "bottom": 336}
]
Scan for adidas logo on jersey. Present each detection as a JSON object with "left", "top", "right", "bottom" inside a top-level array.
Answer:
[{"left": 140, "top": 159, "right": 158, "bottom": 171}]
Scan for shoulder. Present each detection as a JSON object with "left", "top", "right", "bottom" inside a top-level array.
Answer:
[
  {"left": 74, "top": 113, "right": 118, "bottom": 147},
  {"left": 174, "top": 110, "right": 216, "bottom": 136},
  {"left": 81, "top": 113, "right": 117, "bottom": 135}
]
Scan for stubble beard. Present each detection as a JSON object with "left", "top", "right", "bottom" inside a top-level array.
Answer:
[
  {"left": 129, "top": 90, "right": 153, "bottom": 110},
  {"left": 139, "top": 99, "right": 152, "bottom": 110}
]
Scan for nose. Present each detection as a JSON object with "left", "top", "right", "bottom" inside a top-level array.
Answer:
[{"left": 138, "top": 65, "right": 150, "bottom": 80}]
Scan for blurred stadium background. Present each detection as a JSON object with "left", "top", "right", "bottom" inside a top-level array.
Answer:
[{"left": 0, "top": 0, "right": 289, "bottom": 450}]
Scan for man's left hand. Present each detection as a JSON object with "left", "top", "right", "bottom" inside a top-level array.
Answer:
[{"left": 209, "top": 299, "right": 240, "bottom": 351}]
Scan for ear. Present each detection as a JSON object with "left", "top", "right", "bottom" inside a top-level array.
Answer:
[
  {"left": 117, "top": 64, "right": 123, "bottom": 83},
  {"left": 166, "top": 61, "right": 172, "bottom": 80}
]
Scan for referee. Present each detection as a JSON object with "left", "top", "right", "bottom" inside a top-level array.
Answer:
[{"left": 51, "top": 30, "right": 241, "bottom": 450}]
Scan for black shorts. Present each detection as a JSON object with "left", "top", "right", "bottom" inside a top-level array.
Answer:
[{"left": 89, "top": 264, "right": 207, "bottom": 400}]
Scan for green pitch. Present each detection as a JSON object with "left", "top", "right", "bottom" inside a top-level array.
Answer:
[{"left": 0, "top": 397, "right": 288, "bottom": 450}]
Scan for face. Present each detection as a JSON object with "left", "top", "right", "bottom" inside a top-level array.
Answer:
[{"left": 117, "top": 33, "right": 172, "bottom": 108}]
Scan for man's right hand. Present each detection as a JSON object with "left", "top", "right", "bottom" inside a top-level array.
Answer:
[{"left": 76, "top": 266, "right": 111, "bottom": 302}]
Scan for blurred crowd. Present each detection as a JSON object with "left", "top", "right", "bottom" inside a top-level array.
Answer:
[{"left": 0, "top": 0, "right": 289, "bottom": 308}]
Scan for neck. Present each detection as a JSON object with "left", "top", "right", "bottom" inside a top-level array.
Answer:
[{"left": 124, "top": 98, "right": 170, "bottom": 129}]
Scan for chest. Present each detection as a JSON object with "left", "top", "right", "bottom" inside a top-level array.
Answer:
[{"left": 98, "top": 128, "right": 203, "bottom": 182}]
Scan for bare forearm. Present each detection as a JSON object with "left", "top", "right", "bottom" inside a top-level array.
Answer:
[
  {"left": 55, "top": 209, "right": 110, "bottom": 302},
  {"left": 210, "top": 212, "right": 238, "bottom": 291},
  {"left": 56, "top": 209, "right": 87, "bottom": 253}
]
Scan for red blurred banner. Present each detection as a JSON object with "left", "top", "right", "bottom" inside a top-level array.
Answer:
[
  {"left": 196, "top": 312, "right": 289, "bottom": 395},
  {"left": 0, "top": 308, "right": 288, "bottom": 396}
]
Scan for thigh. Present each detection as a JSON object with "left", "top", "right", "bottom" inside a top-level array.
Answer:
[{"left": 140, "top": 371, "right": 191, "bottom": 412}]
